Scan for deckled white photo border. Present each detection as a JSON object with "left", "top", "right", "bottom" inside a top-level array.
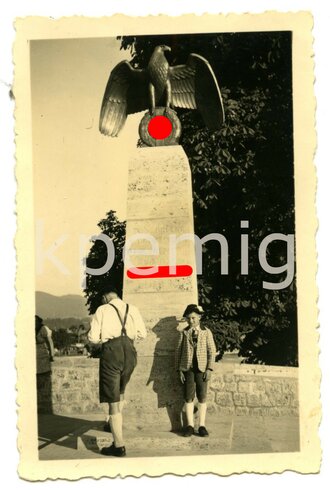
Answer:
[{"left": 14, "top": 12, "right": 320, "bottom": 480}]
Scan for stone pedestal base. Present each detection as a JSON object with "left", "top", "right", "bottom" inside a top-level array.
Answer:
[{"left": 123, "top": 146, "right": 198, "bottom": 430}]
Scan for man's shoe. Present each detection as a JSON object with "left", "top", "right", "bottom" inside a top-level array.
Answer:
[
  {"left": 198, "top": 426, "right": 209, "bottom": 437},
  {"left": 183, "top": 425, "right": 194, "bottom": 437},
  {"left": 101, "top": 443, "right": 126, "bottom": 457}
]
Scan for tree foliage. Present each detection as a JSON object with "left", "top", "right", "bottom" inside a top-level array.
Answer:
[
  {"left": 83, "top": 211, "right": 126, "bottom": 314},
  {"left": 52, "top": 329, "right": 76, "bottom": 351},
  {"left": 84, "top": 32, "right": 298, "bottom": 366}
]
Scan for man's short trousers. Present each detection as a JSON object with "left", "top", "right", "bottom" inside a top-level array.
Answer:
[
  {"left": 99, "top": 336, "right": 137, "bottom": 403},
  {"left": 183, "top": 368, "right": 208, "bottom": 403}
]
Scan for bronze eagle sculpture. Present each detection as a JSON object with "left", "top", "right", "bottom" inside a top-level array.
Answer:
[{"left": 99, "top": 45, "right": 225, "bottom": 137}]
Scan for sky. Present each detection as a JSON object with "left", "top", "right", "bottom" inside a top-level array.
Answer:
[{"left": 31, "top": 37, "right": 143, "bottom": 296}]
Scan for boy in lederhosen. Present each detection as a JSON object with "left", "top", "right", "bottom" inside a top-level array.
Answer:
[{"left": 175, "top": 304, "right": 216, "bottom": 437}]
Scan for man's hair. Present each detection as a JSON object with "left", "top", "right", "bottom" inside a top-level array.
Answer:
[{"left": 101, "top": 286, "right": 119, "bottom": 297}]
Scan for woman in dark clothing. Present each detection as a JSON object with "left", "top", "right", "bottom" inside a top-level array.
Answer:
[
  {"left": 35, "top": 315, "right": 54, "bottom": 374},
  {"left": 35, "top": 315, "right": 55, "bottom": 413}
]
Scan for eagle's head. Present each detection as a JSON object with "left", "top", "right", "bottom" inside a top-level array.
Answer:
[{"left": 155, "top": 45, "right": 171, "bottom": 53}]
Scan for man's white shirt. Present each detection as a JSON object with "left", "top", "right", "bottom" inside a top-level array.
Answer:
[{"left": 88, "top": 297, "right": 147, "bottom": 343}]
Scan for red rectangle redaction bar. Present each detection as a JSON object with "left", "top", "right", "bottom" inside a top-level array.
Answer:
[{"left": 127, "top": 265, "right": 193, "bottom": 279}]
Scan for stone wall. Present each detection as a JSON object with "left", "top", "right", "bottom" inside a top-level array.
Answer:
[
  {"left": 206, "top": 364, "right": 299, "bottom": 418},
  {"left": 37, "top": 357, "right": 299, "bottom": 426}
]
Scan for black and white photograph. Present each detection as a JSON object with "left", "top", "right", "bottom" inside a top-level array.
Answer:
[{"left": 13, "top": 12, "right": 320, "bottom": 479}]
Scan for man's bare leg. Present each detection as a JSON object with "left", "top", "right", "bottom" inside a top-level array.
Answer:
[
  {"left": 119, "top": 393, "right": 126, "bottom": 413},
  {"left": 105, "top": 394, "right": 126, "bottom": 427}
]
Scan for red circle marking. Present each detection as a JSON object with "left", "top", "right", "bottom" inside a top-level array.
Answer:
[
  {"left": 127, "top": 265, "right": 193, "bottom": 279},
  {"left": 148, "top": 115, "right": 172, "bottom": 140}
]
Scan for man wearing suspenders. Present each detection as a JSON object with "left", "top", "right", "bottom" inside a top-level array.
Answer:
[{"left": 88, "top": 287, "right": 147, "bottom": 456}]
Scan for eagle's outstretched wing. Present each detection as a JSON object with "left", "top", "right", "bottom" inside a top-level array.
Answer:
[
  {"left": 169, "top": 53, "right": 225, "bottom": 130},
  {"left": 99, "top": 61, "right": 149, "bottom": 137}
]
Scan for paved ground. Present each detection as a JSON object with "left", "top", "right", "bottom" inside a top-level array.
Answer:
[{"left": 38, "top": 412, "right": 300, "bottom": 460}]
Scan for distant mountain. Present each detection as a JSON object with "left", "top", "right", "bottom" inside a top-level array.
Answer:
[
  {"left": 36, "top": 291, "right": 89, "bottom": 319},
  {"left": 44, "top": 317, "right": 90, "bottom": 331}
]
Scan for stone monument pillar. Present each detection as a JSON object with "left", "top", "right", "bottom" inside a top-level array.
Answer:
[
  {"left": 98, "top": 44, "right": 224, "bottom": 432},
  {"left": 123, "top": 145, "right": 198, "bottom": 430}
]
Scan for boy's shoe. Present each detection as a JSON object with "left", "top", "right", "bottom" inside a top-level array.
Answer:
[
  {"left": 198, "top": 426, "right": 209, "bottom": 437},
  {"left": 101, "top": 443, "right": 126, "bottom": 457},
  {"left": 183, "top": 425, "right": 194, "bottom": 437}
]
